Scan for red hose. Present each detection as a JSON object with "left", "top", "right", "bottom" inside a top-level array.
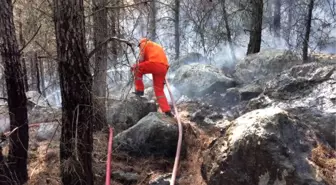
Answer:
[
  {"left": 105, "top": 127, "right": 114, "bottom": 185},
  {"left": 165, "top": 78, "right": 183, "bottom": 185}
]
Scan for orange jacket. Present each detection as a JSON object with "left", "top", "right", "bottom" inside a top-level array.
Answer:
[{"left": 139, "top": 38, "right": 169, "bottom": 66}]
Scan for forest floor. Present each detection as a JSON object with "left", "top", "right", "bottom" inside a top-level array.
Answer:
[
  {"left": 2, "top": 102, "right": 334, "bottom": 184},
  {"left": 20, "top": 105, "right": 220, "bottom": 185}
]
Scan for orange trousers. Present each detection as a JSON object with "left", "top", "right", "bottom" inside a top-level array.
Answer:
[{"left": 133, "top": 61, "right": 171, "bottom": 112}]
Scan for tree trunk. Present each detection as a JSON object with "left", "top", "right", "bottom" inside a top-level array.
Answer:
[
  {"left": 273, "top": 0, "right": 281, "bottom": 37},
  {"left": 303, "top": 0, "right": 314, "bottom": 62},
  {"left": 29, "top": 53, "right": 39, "bottom": 91},
  {"left": 174, "top": 0, "right": 180, "bottom": 60},
  {"left": 18, "top": 8, "right": 29, "bottom": 92},
  {"left": 22, "top": 57, "right": 29, "bottom": 92},
  {"left": 247, "top": 0, "right": 263, "bottom": 55},
  {"left": 53, "top": 0, "right": 94, "bottom": 184},
  {"left": 39, "top": 59, "right": 46, "bottom": 96},
  {"left": 149, "top": 0, "right": 157, "bottom": 41},
  {"left": 0, "top": 0, "right": 29, "bottom": 184},
  {"left": 92, "top": 0, "right": 108, "bottom": 131},
  {"left": 35, "top": 53, "right": 42, "bottom": 95},
  {"left": 285, "top": 0, "right": 293, "bottom": 48},
  {"left": 221, "top": 0, "right": 236, "bottom": 62}
]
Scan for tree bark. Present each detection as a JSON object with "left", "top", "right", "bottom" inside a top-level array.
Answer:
[
  {"left": 29, "top": 53, "right": 39, "bottom": 91},
  {"left": 18, "top": 8, "right": 29, "bottom": 92},
  {"left": 0, "top": 0, "right": 29, "bottom": 184},
  {"left": 149, "top": 0, "right": 157, "bottom": 41},
  {"left": 303, "top": 0, "right": 314, "bottom": 62},
  {"left": 285, "top": 0, "right": 293, "bottom": 48},
  {"left": 247, "top": 0, "right": 263, "bottom": 55},
  {"left": 273, "top": 0, "right": 281, "bottom": 37},
  {"left": 92, "top": 0, "right": 108, "bottom": 131},
  {"left": 39, "top": 59, "right": 46, "bottom": 96},
  {"left": 34, "top": 53, "right": 42, "bottom": 95},
  {"left": 53, "top": 0, "right": 94, "bottom": 184},
  {"left": 174, "top": 0, "right": 180, "bottom": 60}
]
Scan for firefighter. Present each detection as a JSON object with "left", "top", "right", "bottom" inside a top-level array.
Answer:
[{"left": 131, "top": 38, "right": 173, "bottom": 117}]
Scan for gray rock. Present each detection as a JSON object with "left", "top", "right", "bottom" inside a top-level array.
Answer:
[
  {"left": 35, "top": 122, "right": 60, "bottom": 141},
  {"left": 191, "top": 105, "right": 223, "bottom": 125},
  {"left": 238, "top": 63, "right": 336, "bottom": 148},
  {"left": 235, "top": 49, "right": 302, "bottom": 85},
  {"left": 238, "top": 84, "right": 263, "bottom": 101},
  {"left": 202, "top": 107, "right": 331, "bottom": 185},
  {"left": 287, "top": 108, "right": 336, "bottom": 149},
  {"left": 111, "top": 170, "right": 140, "bottom": 184},
  {"left": 106, "top": 96, "right": 157, "bottom": 133},
  {"left": 113, "top": 112, "right": 178, "bottom": 157},
  {"left": 149, "top": 173, "right": 175, "bottom": 185},
  {"left": 172, "top": 63, "right": 236, "bottom": 97},
  {"left": 265, "top": 63, "right": 335, "bottom": 101}
]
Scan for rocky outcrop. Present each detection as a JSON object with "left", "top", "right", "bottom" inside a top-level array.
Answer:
[
  {"left": 106, "top": 96, "right": 157, "bottom": 133},
  {"left": 249, "top": 63, "right": 336, "bottom": 147},
  {"left": 113, "top": 112, "right": 179, "bottom": 157},
  {"left": 202, "top": 107, "right": 333, "bottom": 185},
  {"left": 172, "top": 63, "right": 236, "bottom": 97},
  {"left": 234, "top": 49, "right": 302, "bottom": 85}
]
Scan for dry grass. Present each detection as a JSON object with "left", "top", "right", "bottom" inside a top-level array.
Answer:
[{"left": 310, "top": 144, "right": 336, "bottom": 185}]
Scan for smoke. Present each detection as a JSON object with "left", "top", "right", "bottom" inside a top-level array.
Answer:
[{"left": 211, "top": 43, "right": 247, "bottom": 69}]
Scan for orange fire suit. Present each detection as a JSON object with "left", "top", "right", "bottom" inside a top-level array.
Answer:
[{"left": 132, "top": 38, "right": 170, "bottom": 112}]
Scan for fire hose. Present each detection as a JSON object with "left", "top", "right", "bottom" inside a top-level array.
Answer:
[
  {"left": 105, "top": 127, "right": 113, "bottom": 185},
  {"left": 104, "top": 78, "right": 182, "bottom": 185},
  {"left": 165, "top": 78, "right": 183, "bottom": 185}
]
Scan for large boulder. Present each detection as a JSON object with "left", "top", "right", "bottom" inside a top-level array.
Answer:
[
  {"left": 265, "top": 63, "right": 336, "bottom": 147},
  {"left": 234, "top": 49, "right": 302, "bottom": 85},
  {"left": 106, "top": 96, "right": 157, "bottom": 133},
  {"left": 202, "top": 107, "right": 335, "bottom": 185},
  {"left": 242, "top": 62, "right": 336, "bottom": 147},
  {"left": 172, "top": 63, "right": 236, "bottom": 97},
  {"left": 113, "top": 112, "right": 179, "bottom": 157},
  {"left": 265, "top": 62, "right": 336, "bottom": 106}
]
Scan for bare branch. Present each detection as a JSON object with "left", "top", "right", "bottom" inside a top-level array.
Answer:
[
  {"left": 34, "top": 41, "right": 58, "bottom": 61},
  {"left": 19, "top": 25, "right": 42, "bottom": 53},
  {"left": 88, "top": 37, "right": 135, "bottom": 59},
  {"left": 86, "top": 1, "right": 151, "bottom": 18}
]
